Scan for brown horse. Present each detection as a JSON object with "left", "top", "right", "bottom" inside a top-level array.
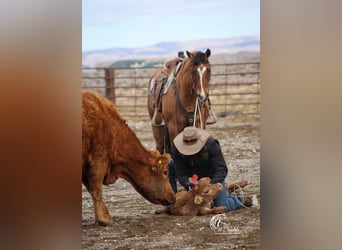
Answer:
[{"left": 147, "top": 49, "right": 212, "bottom": 153}]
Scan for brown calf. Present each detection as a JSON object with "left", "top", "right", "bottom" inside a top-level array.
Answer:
[
  {"left": 168, "top": 177, "right": 227, "bottom": 216},
  {"left": 82, "top": 91, "right": 175, "bottom": 225}
]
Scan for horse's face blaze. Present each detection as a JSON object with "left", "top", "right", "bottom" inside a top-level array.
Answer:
[{"left": 194, "top": 64, "right": 210, "bottom": 100}]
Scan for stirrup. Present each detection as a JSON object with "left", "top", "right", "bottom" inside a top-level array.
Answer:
[{"left": 151, "top": 111, "right": 165, "bottom": 126}]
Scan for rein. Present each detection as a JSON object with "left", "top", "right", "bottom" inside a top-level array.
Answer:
[
  {"left": 174, "top": 64, "right": 209, "bottom": 128},
  {"left": 192, "top": 87, "right": 209, "bottom": 128},
  {"left": 193, "top": 96, "right": 203, "bottom": 128}
]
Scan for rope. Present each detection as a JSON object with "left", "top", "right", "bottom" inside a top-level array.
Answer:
[
  {"left": 193, "top": 97, "right": 198, "bottom": 127},
  {"left": 192, "top": 96, "right": 204, "bottom": 128},
  {"left": 198, "top": 98, "right": 203, "bottom": 128},
  {"left": 231, "top": 183, "right": 260, "bottom": 209}
]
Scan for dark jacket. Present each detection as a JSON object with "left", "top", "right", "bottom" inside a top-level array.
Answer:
[{"left": 171, "top": 137, "right": 228, "bottom": 189}]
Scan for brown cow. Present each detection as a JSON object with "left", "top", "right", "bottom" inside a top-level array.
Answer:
[
  {"left": 82, "top": 91, "right": 175, "bottom": 225},
  {"left": 168, "top": 177, "right": 227, "bottom": 216}
]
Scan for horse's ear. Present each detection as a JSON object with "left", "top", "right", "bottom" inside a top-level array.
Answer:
[
  {"left": 186, "top": 50, "right": 193, "bottom": 59},
  {"left": 205, "top": 49, "right": 211, "bottom": 58}
]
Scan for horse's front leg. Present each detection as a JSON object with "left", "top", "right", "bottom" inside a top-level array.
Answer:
[{"left": 152, "top": 125, "right": 165, "bottom": 154}]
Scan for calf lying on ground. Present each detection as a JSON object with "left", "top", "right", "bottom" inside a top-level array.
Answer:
[{"left": 168, "top": 177, "right": 227, "bottom": 216}]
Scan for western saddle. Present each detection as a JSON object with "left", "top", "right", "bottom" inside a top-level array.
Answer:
[{"left": 149, "top": 54, "right": 183, "bottom": 126}]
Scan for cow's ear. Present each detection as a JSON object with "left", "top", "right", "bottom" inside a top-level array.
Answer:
[{"left": 194, "top": 195, "right": 203, "bottom": 205}]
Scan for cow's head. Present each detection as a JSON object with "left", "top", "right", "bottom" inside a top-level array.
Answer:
[
  {"left": 190, "top": 177, "right": 222, "bottom": 205},
  {"left": 133, "top": 151, "right": 175, "bottom": 206}
]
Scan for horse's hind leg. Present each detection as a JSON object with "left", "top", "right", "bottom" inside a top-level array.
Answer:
[
  {"left": 164, "top": 127, "right": 171, "bottom": 154},
  {"left": 152, "top": 125, "right": 165, "bottom": 154}
]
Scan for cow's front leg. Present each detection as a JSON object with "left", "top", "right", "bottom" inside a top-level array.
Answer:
[
  {"left": 87, "top": 170, "right": 112, "bottom": 225},
  {"left": 89, "top": 188, "right": 112, "bottom": 225}
]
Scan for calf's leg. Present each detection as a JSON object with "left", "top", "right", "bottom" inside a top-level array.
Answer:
[
  {"left": 198, "top": 206, "right": 227, "bottom": 215},
  {"left": 226, "top": 179, "right": 247, "bottom": 193}
]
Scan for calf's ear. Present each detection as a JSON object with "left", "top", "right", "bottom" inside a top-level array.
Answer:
[
  {"left": 200, "top": 177, "right": 211, "bottom": 183},
  {"left": 194, "top": 195, "right": 203, "bottom": 205},
  {"left": 190, "top": 183, "right": 198, "bottom": 191}
]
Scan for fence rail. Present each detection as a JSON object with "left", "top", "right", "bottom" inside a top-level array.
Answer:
[{"left": 82, "top": 62, "right": 260, "bottom": 120}]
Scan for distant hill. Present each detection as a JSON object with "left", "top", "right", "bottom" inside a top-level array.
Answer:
[
  {"left": 108, "top": 60, "right": 163, "bottom": 68},
  {"left": 82, "top": 35, "right": 260, "bottom": 67}
]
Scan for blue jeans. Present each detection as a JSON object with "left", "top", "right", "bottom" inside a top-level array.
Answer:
[
  {"left": 168, "top": 159, "right": 178, "bottom": 193},
  {"left": 214, "top": 181, "right": 243, "bottom": 211}
]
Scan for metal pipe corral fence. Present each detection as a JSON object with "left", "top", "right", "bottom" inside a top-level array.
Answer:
[{"left": 82, "top": 62, "right": 260, "bottom": 121}]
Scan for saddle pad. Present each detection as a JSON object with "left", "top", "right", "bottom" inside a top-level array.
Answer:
[{"left": 163, "top": 62, "right": 183, "bottom": 94}]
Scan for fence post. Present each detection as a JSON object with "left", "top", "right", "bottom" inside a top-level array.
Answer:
[{"left": 105, "top": 68, "right": 115, "bottom": 104}]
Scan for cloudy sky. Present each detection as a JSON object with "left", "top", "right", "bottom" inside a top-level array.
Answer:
[{"left": 82, "top": 0, "right": 259, "bottom": 52}]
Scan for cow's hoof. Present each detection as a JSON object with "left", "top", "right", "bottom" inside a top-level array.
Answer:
[{"left": 95, "top": 220, "right": 113, "bottom": 226}]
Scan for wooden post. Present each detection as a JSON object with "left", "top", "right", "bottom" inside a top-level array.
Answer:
[{"left": 105, "top": 68, "right": 115, "bottom": 104}]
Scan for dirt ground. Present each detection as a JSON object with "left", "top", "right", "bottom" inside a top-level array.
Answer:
[{"left": 82, "top": 118, "right": 260, "bottom": 249}]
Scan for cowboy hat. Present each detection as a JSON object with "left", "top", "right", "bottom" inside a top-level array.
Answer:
[{"left": 173, "top": 127, "right": 210, "bottom": 155}]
